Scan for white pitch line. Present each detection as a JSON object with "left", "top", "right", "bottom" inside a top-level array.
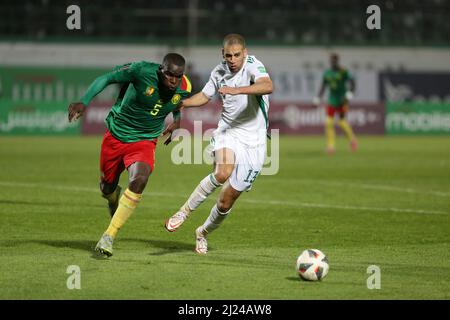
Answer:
[
  {"left": 0, "top": 181, "right": 172, "bottom": 198},
  {"left": 241, "top": 199, "right": 447, "bottom": 215},
  {"left": 268, "top": 178, "right": 450, "bottom": 198},
  {"left": 315, "top": 181, "right": 450, "bottom": 198},
  {"left": 0, "top": 181, "right": 98, "bottom": 193},
  {"left": 0, "top": 181, "right": 447, "bottom": 215}
]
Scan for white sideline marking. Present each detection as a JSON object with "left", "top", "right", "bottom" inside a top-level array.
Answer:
[
  {"left": 0, "top": 181, "right": 447, "bottom": 215},
  {"left": 0, "top": 181, "right": 99, "bottom": 193},
  {"left": 242, "top": 199, "right": 447, "bottom": 215},
  {"left": 314, "top": 181, "right": 450, "bottom": 197},
  {"left": 271, "top": 178, "right": 450, "bottom": 198}
]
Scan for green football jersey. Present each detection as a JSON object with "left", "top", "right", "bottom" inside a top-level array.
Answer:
[
  {"left": 322, "top": 68, "right": 352, "bottom": 107},
  {"left": 81, "top": 61, "right": 192, "bottom": 142}
]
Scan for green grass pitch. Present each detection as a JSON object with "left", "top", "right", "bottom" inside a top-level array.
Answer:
[{"left": 0, "top": 135, "right": 449, "bottom": 299}]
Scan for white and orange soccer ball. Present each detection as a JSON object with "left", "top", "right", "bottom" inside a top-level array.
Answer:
[{"left": 296, "top": 249, "right": 329, "bottom": 281}]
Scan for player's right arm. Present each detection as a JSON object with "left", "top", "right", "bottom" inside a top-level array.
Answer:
[
  {"left": 345, "top": 70, "right": 356, "bottom": 101},
  {"left": 313, "top": 78, "right": 327, "bottom": 107},
  {"left": 180, "top": 92, "right": 210, "bottom": 109},
  {"left": 68, "top": 62, "right": 138, "bottom": 122},
  {"left": 178, "top": 68, "right": 218, "bottom": 109}
]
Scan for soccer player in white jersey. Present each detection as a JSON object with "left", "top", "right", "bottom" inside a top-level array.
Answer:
[{"left": 165, "top": 33, "right": 273, "bottom": 254}]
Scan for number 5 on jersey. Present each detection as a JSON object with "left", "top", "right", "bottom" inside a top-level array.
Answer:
[
  {"left": 243, "top": 170, "right": 259, "bottom": 184},
  {"left": 150, "top": 103, "right": 162, "bottom": 116}
]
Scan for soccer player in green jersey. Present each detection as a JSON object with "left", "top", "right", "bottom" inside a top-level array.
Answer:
[
  {"left": 67, "top": 53, "right": 192, "bottom": 257},
  {"left": 313, "top": 53, "right": 358, "bottom": 154}
]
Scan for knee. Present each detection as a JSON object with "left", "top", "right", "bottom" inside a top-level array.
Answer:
[
  {"left": 128, "top": 174, "right": 149, "bottom": 194},
  {"left": 216, "top": 198, "right": 233, "bottom": 213},
  {"left": 100, "top": 182, "right": 116, "bottom": 195},
  {"left": 214, "top": 171, "right": 231, "bottom": 184}
]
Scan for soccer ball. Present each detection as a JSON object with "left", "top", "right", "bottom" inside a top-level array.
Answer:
[{"left": 296, "top": 249, "right": 329, "bottom": 281}]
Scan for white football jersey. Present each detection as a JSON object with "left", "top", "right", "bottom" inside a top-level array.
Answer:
[{"left": 202, "top": 55, "right": 270, "bottom": 146}]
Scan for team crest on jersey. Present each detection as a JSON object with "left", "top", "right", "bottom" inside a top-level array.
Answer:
[
  {"left": 144, "top": 86, "right": 155, "bottom": 96},
  {"left": 171, "top": 94, "right": 181, "bottom": 104}
]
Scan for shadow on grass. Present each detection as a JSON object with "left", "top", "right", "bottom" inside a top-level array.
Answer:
[
  {"left": 39, "top": 239, "right": 95, "bottom": 251},
  {"left": 2, "top": 239, "right": 95, "bottom": 252},
  {"left": 286, "top": 276, "right": 330, "bottom": 284},
  {"left": 0, "top": 237, "right": 195, "bottom": 258},
  {"left": 120, "top": 238, "right": 194, "bottom": 256},
  {"left": 286, "top": 276, "right": 302, "bottom": 282},
  {"left": 0, "top": 239, "right": 117, "bottom": 260}
]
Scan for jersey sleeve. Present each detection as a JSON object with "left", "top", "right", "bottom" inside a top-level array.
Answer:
[
  {"left": 201, "top": 69, "right": 219, "bottom": 99},
  {"left": 248, "top": 59, "right": 270, "bottom": 82},
  {"left": 80, "top": 62, "right": 141, "bottom": 106},
  {"left": 107, "top": 62, "right": 141, "bottom": 83}
]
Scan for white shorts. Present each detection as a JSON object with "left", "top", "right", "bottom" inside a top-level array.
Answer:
[{"left": 211, "top": 131, "right": 266, "bottom": 192}]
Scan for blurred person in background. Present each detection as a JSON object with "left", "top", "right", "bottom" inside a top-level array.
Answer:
[{"left": 313, "top": 53, "right": 357, "bottom": 154}]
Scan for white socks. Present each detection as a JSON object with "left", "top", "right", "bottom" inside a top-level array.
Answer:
[
  {"left": 200, "top": 204, "right": 231, "bottom": 234},
  {"left": 181, "top": 174, "right": 230, "bottom": 235},
  {"left": 180, "top": 173, "right": 222, "bottom": 214}
]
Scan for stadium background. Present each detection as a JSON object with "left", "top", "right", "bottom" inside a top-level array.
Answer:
[
  {"left": 1, "top": 0, "right": 450, "bottom": 136},
  {"left": 0, "top": 0, "right": 449, "bottom": 301}
]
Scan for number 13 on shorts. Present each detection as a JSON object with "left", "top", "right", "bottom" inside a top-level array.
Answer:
[{"left": 243, "top": 169, "right": 259, "bottom": 184}]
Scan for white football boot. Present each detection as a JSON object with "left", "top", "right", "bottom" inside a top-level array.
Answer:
[
  {"left": 165, "top": 210, "right": 189, "bottom": 232},
  {"left": 195, "top": 227, "right": 208, "bottom": 255}
]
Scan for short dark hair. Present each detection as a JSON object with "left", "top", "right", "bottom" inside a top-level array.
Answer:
[
  {"left": 162, "top": 53, "right": 186, "bottom": 68},
  {"left": 223, "top": 33, "right": 246, "bottom": 48},
  {"left": 330, "top": 53, "right": 339, "bottom": 60}
]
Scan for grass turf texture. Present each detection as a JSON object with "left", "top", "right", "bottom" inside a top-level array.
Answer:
[{"left": 0, "top": 135, "right": 449, "bottom": 299}]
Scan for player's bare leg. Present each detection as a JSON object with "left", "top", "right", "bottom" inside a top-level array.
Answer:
[
  {"left": 100, "top": 176, "right": 122, "bottom": 217},
  {"left": 195, "top": 180, "right": 242, "bottom": 254},
  {"left": 165, "top": 148, "right": 235, "bottom": 232},
  {"left": 95, "top": 162, "right": 150, "bottom": 257}
]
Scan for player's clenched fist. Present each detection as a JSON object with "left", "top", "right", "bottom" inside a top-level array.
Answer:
[
  {"left": 68, "top": 102, "right": 86, "bottom": 122},
  {"left": 218, "top": 86, "right": 240, "bottom": 96}
]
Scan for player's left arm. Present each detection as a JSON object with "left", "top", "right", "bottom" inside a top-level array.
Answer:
[
  {"left": 347, "top": 77, "right": 356, "bottom": 93},
  {"left": 80, "top": 63, "right": 137, "bottom": 105},
  {"left": 313, "top": 78, "right": 327, "bottom": 107},
  {"left": 219, "top": 60, "right": 273, "bottom": 96},
  {"left": 345, "top": 71, "right": 356, "bottom": 101},
  {"left": 218, "top": 76, "right": 273, "bottom": 96},
  {"left": 162, "top": 110, "right": 181, "bottom": 145},
  {"left": 68, "top": 63, "right": 138, "bottom": 122}
]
